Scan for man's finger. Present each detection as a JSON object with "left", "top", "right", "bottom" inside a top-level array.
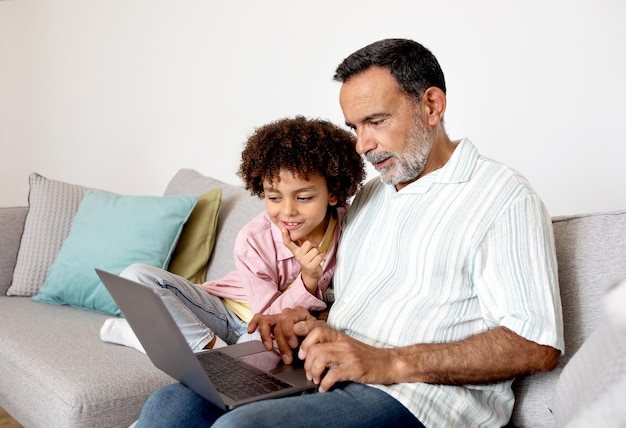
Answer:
[
  {"left": 247, "top": 315, "right": 259, "bottom": 334},
  {"left": 273, "top": 322, "right": 295, "bottom": 364},
  {"left": 255, "top": 318, "right": 276, "bottom": 351}
]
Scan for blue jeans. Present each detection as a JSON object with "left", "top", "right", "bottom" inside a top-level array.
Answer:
[
  {"left": 136, "top": 382, "right": 423, "bottom": 427},
  {"left": 121, "top": 264, "right": 257, "bottom": 349}
]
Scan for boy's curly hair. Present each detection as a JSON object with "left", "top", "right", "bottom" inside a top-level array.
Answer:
[{"left": 238, "top": 116, "right": 365, "bottom": 207}]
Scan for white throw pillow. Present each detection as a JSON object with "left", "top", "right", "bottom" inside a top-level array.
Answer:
[{"left": 552, "top": 280, "right": 626, "bottom": 427}]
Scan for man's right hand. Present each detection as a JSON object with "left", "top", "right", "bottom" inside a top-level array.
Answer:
[{"left": 248, "top": 306, "right": 324, "bottom": 364}]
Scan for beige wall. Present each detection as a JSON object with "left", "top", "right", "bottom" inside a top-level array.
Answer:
[{"left": 1, "top": 0, "right": 625, "bottom": 216}]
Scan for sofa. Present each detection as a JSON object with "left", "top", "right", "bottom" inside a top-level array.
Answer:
[{"left": 0, "top": 168, "right": 625, "bottom": 428}]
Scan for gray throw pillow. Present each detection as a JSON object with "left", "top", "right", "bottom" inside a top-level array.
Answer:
[{"left": 7, "top": 173, "right": 92, "bottom": 296}]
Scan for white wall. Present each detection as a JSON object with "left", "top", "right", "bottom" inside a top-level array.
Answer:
[{"left": 1, "top": 0, "right": 624, "bottom": 216}]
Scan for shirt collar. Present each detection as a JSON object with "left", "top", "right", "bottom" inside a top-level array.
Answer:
[
  {"left": 436, "top": 138, "right": 478, "bottom": 184},
  {"left": 390, "top": 138, "right": 478, "bottom": 195}
]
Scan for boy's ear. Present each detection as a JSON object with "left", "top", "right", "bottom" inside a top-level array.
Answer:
[{"left": 328, "top": 195, "right": 338, "bottom": 206}]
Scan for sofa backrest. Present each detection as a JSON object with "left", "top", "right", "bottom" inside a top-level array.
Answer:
[
  {"left": 510, "top": 209, "right": 626, "bottom": 427},
  {"left": 164, "top": 168, "right": 265, "bottom": 281},
  {"left": 0, "top": 206, "right": 28, "bottom": 295}
]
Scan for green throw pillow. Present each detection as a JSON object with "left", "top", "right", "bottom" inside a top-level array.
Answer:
[
  {"left": 168, "top": 188, "right": 222, "bottom": 284},
  {"left": 32, "top": 190, "right": 197, "bottom": 315}
]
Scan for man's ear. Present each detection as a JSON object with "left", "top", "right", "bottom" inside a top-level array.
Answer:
[{"left": 422, "top": 87, "right": 447, "bottom": 126}]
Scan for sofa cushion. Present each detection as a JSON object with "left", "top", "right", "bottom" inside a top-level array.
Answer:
[
  {"left": 7, "top": 173, "right": 92, "bottom": 296},
  {"left": 509, "top": 210, "right": 626, "bottom": 427},
  {"left": 167, "top": 188, "right": 222, "bottom": 284},
  {"left": 0, "top": 297, "right": 174, "bottom": 428},
  {"left": 163, "top": 169, "right": 265, "bottom": 282},
  {"left": 32, "top": 190, "right": 197, "bottom": 315}
]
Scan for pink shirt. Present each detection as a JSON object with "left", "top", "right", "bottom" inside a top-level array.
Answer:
[{"left": 198, "top": 207, "right": 346, "bottom": 317}]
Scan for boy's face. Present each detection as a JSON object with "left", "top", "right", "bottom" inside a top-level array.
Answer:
[{"left": 263, "top": 169, "right": 337, "bottom": 245}]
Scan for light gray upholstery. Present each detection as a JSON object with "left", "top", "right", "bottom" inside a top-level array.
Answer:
[
  {"left": 0, "top": 298, "right": 174, "bottom": 428},
  {"left": 8, "top": 173, "right": 93, "bottom": 296},
  {"left": 0, "top": 169, "right": 264, "bottom": 427},
  {"left": 552, "top": 307, "right": 626, "bottom": 426},
  {"left": 0, "top": 206, "right": 27, "bottom": 295},
  {"left": 0, "top": 169, "right": 624, "bottom": 427},
  {"left": 164, "top": 168, "right": 265, "bottom": 282},
  {"left": 509, "top": 210, "right": 626, "bottom": 427}
]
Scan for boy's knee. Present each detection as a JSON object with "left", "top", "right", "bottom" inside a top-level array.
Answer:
[{"left": 120, "top": 263, "right": 158, "bottom": 282}]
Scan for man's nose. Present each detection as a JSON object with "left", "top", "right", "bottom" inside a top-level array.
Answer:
[{"left": 355, "top": 128, "right": 376, "bottom": 155}]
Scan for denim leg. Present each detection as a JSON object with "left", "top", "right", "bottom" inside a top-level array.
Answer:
[
  {"left": 214, "top": 383, "right": 424, "bottom": 428},
  {"left": 136, "top": 383, "right": 226, "bottom": 428},
  {"left": 120, "top": 263, "right": 248, "bottom": 349},
  {"left": 136, "top": 382, "right": 423, "bottom": 428}
]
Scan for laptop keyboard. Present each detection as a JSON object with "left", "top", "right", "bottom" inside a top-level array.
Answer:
[{"left": 197, "top": 350, "right": 293, "bottom": 401}]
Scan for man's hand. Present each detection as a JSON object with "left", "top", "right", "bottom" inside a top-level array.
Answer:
[
  {"left": 300, "top": 326, "right": 560, "bottom": 394},
  {"left": 250, "top": 313, "right": 561, "bottom": 394},
  {"left": 248, "top": 306, "right": 323, "bottom": 364},
  {"left": 298, "top": 325, "right": 395, "bottom": 392},
  {"left": 281, "top": 227, "right": 324, "bottom": 294}
]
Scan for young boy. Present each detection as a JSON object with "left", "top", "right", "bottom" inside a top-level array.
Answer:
[{"left": 100, "top": 116, "right": 365, "bottom": 352}]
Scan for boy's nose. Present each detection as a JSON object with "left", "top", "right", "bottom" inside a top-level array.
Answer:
[{"left": 282, "top": 200, "right": 297, "bottom": 216}]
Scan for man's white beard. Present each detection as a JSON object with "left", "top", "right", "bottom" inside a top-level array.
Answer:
[{"left": 367, "top": 116, "right": 432, "bottom": 186}]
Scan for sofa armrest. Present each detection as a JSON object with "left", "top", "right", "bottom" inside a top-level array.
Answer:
[{"left": 0, "top": 206, "right": 27, "bottom": 294}]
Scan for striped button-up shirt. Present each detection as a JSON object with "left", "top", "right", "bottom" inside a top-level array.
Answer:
[{"left": 329, "top": 138, "right": 564, "bottom": 427}]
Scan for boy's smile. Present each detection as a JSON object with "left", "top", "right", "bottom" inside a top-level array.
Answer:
[{"left": 263, "top": 169, "right": 337, "bottom": 245}]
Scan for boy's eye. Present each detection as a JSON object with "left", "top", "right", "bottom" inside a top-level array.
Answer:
[
  {"left": 267, "top": 196, "right": 281, "bottom": 202},
  {"left": 297, "top": 196, "right": 312, "bottom": 201}
]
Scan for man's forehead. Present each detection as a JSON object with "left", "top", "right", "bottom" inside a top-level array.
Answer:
[
  {"left": 340, "top": 68, "right": 403, "bottom": 124},
  {"left": 341, "top": 68, "right": 395, "bottom": 98}
]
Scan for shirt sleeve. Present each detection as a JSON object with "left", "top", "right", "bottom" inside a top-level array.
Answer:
[{"left": 473, "top": 194, "right": 565, "bottom": 352}]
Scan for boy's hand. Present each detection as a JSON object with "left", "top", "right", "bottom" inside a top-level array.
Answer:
[{"left": 281, "top": 228, "right": 325, "bottom": 294}]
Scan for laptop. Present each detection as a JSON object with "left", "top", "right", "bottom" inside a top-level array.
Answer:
[{"left": 95, "top": 268, "right": 316, "bottom": 410}]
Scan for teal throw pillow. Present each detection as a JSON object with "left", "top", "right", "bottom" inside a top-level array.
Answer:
[{"left": 32, "top": 190, "right": 197, "bottom": 315}]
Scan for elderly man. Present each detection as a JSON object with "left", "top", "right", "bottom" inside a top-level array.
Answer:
[{"left": 135, "top": 38, "right": 564, "bottom": 428}]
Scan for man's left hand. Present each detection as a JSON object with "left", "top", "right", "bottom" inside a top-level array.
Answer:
[{"left": 298, "top": 324, "right": 395, "bottom": 392}]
